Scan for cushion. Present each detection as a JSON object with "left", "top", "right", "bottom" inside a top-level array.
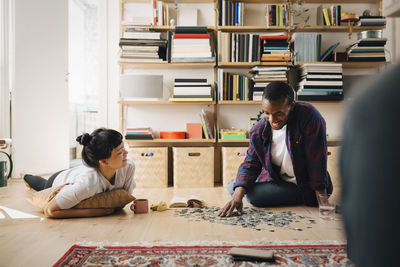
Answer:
[
  {"left": 27, "top": 184, "right": 135, "bottom": 210},
  {"left": 74, "top": 189, "right": 135, "bottom": 209},
  {"left": 27, "top": 183, "right": 70, "bottom": 210}
]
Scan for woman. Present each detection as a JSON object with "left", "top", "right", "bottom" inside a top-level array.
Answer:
[{"left": 23, "top": 128, "right": 135, "bottom": 218}]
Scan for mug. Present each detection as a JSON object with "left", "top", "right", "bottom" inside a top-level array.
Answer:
[
  {"left": 130, "top": 199, "right": 149, "bottom": 214},
  {"left": 0, "top": 161, "right": 8, "bottom": 187}
]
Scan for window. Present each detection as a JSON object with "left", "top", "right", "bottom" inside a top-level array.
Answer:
[{"left": 69, "top": 0, "right": 107, "bottom": 161}]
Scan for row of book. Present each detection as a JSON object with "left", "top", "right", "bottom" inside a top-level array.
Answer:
[
  {"left": 297, "top": 63, "right": 344, "bottom": 101},
  {"left": 293, "top": 33, "right": 321, "bottom": 62},
  {"left": 170, "top": 78, "right": 213, "bottom": 102},
  {"left": 217, "top": 65, "right": 288, "bottom": 101},
  {"left": 218, "top": 0, "right": 245, "bottom": 26},
  {"left": 265, "top": 4, "right": 290, "bottom": 27},
  {"left": 199, "top": 109, "right": 214, "bottom": 139},
  {"left": 171, "top": 27, "right": 214, "bottom": 63},
  {"left": 316, "top": 5, "right": 342, "bottom": 26},
  {"left": 218, "top": 32, "right": 261, "bottom": 63},
  {"left": 217, "top": 71, "right": 251, "bottom": 101},
  {"left": 346, "top": 37, "right": 387, "bottom": 62}
]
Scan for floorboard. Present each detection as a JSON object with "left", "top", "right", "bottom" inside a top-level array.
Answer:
[{"left": 0, "top": 179, "right": 345, "bottom": 266}]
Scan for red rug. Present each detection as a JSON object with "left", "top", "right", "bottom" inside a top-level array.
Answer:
[{"left": 53, "top": 244, "right": 352, "bottom": 266}]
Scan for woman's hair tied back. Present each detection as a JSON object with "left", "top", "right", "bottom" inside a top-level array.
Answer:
[{"left": 76, "top": 133, "right": 92, "bottom": 146}]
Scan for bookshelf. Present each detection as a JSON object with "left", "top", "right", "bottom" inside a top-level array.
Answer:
[{"left": 119, "top": 0, "right": 386, "bottom": 183}]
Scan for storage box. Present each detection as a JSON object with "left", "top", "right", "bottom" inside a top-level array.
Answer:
[
  {"left": 221, "top": 147, "right": 248, "bottom": 186},
  {"left": 128, "top": 147, "right": 168, "bottom": 188},
  {"left": 173, "top": 147, "right": 214, "bottom": 188}
]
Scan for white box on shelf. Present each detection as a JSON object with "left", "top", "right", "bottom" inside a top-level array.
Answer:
[{"left": 177, "top": 6, "right": 198, "bottom": 26}]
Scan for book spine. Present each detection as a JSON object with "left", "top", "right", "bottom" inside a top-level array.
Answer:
[
  {"left": 173, "top": 33, "right": 210, "bottom": 39},
  {"left": 323, "top": 8, "right": 331, "bottom": 26}
]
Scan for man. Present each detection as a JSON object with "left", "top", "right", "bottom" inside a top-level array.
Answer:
[
  {"left": 340, "top": 64, "right": 400, "bottom": 266},
  {"left": 218, "top": 81, "right": 333, "bottom": 217}
]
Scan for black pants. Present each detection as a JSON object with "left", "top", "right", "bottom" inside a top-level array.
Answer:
[
  {"left": 227, "top": 179, "right": 304, "bottom": 207},
  {"left": 23, "top": 170, "right": 63, "bottom": 191}
]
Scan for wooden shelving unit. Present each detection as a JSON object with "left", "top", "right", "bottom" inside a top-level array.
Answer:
[{"left": 119, "top": 0, "right": 384, "bottom": 146}]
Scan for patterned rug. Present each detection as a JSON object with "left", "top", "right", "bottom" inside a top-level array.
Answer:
[{"left": 53, "top": 243, "right": 352, "bottom": 266}]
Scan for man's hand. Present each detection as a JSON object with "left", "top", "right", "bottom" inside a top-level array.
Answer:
[{"left": 217, "top": 186, "right": 246, "bottom": 217}]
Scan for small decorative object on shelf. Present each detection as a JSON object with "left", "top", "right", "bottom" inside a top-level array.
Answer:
[
  {"left": 340, "top": 13, "right": 359, "bottom": 38},
  {"left": 284, "top": 0, "right": 310, "bottom": 27}
]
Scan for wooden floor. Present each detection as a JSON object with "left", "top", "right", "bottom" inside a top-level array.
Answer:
[{"left": 0, "top": 179, "right": 346, "bottom": 266}]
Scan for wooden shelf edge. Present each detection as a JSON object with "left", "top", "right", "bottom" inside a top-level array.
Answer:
[
  {"left": 122, "top": 0, "right": 215, "bottom": 4},
  {"left": 218, "top": 138, "right": 342, "bottom": 146},
  {"left": 119, "top": 99, "right": 216, "bottom": 105},
  {"left": 123, "top": 0, "right": 380, "bottom": 3},
  {"left": 120, "top": 25, "right": 216, "bottom": 31},
  {"left": 119, "top": 61, "right": 215, "bottom": 67},
  {"left": 219, "top": 62, "right": 292, "bottom": 67},
  {"left": 217, "top": 25, "right": 384, "bottom": 32},
  {"left": 296, "top": 61, "right": 388, "bottom": 68},
  {"left": 218, "top": 101, "right": 262, "bottom": 105},
  {"left": 126, "top": 139, "right": 216, "bottom": 144}
]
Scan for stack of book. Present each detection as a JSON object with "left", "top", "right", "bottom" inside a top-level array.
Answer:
[
  {"left": 260, "top": 33, "right": 291, "bottom": 63},
  {"left": 218, "top": 32, "right": 261, "bottom": 63},
  {"left": 125, "top": 127, "right": 154, "bottom": 140},
  {"left": 171, "top": 27, "right": 214, "bottom": 63},
  {"left": 219, "top": 128, "right": 246, "bottom": 140},
  {"left": 297, "top": 63, "right": 343, "bottom": 101},
  {"left": 170, "top": 78, "right": 213, "bottom": 102},
  {"left": 199, "top": 109, "right": 214, "bottom": 139},
  {"left": 316, "top": 5, "right": 342, "bottom": 26},
  {"left": 217, "top": 70, "right": 250, "bottom": 101},
  {"left": 293, "top": 33, "right": 321, "bottom": 63},
  {"left": 250, "top": 66, "right": 288, "bottom": 101},
  {"left": 357, "top": 16, "right": 386, "bottom": 26},
  {"left": 347, "top": 37, "right": 387, "bottom": 62},
  {"left": 119, "top": 29, "right": 168, "bottom": 62},
  {"left": 218, "top": 0, "right": 245, "bottom": 26},
  {"left": 265, "top": 4, "right": 289, "bottom": 26}
]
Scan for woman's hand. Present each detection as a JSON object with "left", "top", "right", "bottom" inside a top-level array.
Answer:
[{"left": 217, "top": 186, "right": 246, "bottom": 217}]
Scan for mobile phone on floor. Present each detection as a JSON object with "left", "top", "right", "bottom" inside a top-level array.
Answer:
[{"left": 228, "top": 247, "right": 275, "bottom": 262}]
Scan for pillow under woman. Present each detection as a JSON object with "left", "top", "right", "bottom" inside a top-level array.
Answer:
[{"left": 23, "top": 128, "right": 136, "bottom": 218}]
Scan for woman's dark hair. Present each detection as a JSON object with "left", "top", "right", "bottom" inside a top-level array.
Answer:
[
  {"left": 263, "top": 81, "right": 294, "bottom": 103},
  {"left": 76, "top": 128, "right": 123, "bottom": 168}
]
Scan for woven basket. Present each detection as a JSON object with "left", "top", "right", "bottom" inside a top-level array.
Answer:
[
  {"left": 173, "top": 147, "right": 214, "bottom": 188},
  {"left": 128, "top": 147, "right": 168, "bottom": 188},
  {"left": 221, "top": 147, "right": 247, "bottom": 186}
]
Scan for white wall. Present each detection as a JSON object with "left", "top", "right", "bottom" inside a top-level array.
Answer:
[
  {"left": 12, "top": 0, "right": 69, "bottom": 175},
  {"left": 0, "top": 0, "right": 11, "bottom": 139}
]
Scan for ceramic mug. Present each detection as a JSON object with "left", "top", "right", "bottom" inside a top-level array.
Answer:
[{"left": 130, "top": 199, "right": 149, "bottom": 214}]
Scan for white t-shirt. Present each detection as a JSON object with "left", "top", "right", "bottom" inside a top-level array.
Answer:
[
  {"left": 271, "top": 125, "right": 296, "bottom": 184},
  {"left": 52, "top": 159, "right": 136, "bottom": 209}
]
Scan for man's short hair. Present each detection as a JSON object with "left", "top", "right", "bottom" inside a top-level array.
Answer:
[{"left": 263, "top": 81, "right": 294, "bottom": 103}]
